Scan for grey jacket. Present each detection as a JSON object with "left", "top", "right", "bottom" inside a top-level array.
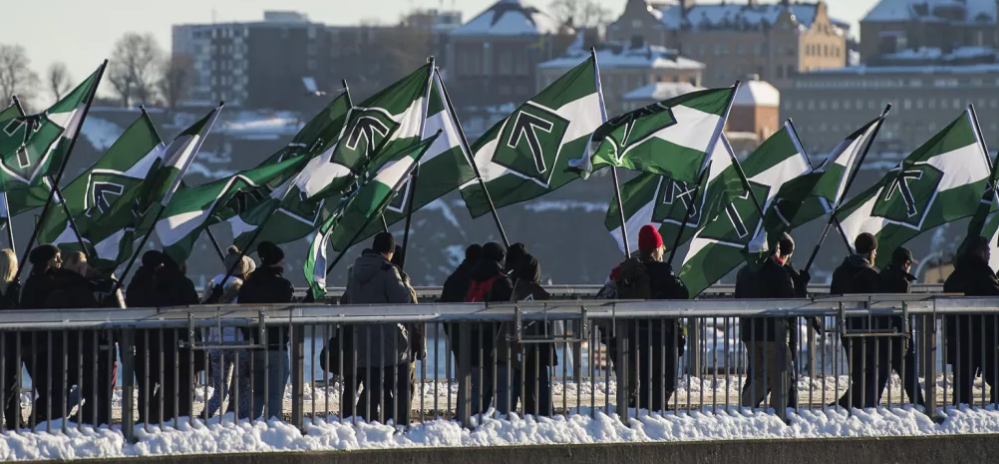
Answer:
[{"left": 345, "top": 252, "right": 415, "bottom": 368}]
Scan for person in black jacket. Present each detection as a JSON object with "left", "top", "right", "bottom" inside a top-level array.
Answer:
[
  {"left": 238, "top": 241, "right": 295, "bottom": 420},
  {"left": 440, "top": 244, "right": 481, "bottom": 303},
  {"left": 618, "top": 225, "right": 688, "bottom": 412},
  {"left": 831, "top": 232, "right": 884, "bottom": 409},
  {"left": 737, "top": 236, "right": 800, "bottom": 411},
  {"left": 21, "top": 244, "right": 101, "bottom": 426},
  {"left": 456, "top": 242, "right": 513, "bottom": 420},
  {"left": 0, "top": 249, "right": 21, "bottom": 431},
  {"left": 504, "top": 243, "right": 528, "bottom": 279},
  {"left": 874, "top": 247, "right": 925, "bottom": 407},
  {"left": 125, "top": 251, "right": 163, "bottom": 424},
  {"left": 944, "top": 235, "right": 999, "bottom": 405}
]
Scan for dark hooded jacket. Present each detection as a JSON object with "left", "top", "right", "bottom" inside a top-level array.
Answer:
[
  {"left": 878, "top": 264, "right": 915, "bottom": 294},
  {"left": 499, "top": 256, "right": 557, "bottom": 367},
  {"left": 440, "top": 257, "right": 476, "bottom": 303},
  {"left": 830, "top": 255, "right": 880, "bottom": 295},
  {"left": 943, "top": 254, "right": 999, "bottom": 362},
  {"left": 504, "top": 243, "right": 529, "bottom": 279},
  {"left": 739, "top": 258, "right": 797, "bottom": 343},
  {"left": 456, "top": 258, "right": 513, "bottom": 367},
  {"left": 238, "top": 264, "right": 295, "bottom": 349},
  {"left": 21, "top": 268, "right": 99, "bottom": 310}
]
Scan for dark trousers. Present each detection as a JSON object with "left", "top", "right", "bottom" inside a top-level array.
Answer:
[
  {"left": 74, "top": 338, "right": 116, "bottom": 426},
  {"left": 2, "top": 335, "right": 22, "bottom": 430},
  {"left": 342, "top": 364, "right": 411, "bottom": 425},
  {"left": 134, "top": 329, "right": 194, "bottom": 424},
  {"left": 497, "top": 352, "right": 554, "bottom": 416},
  {"left": 837, "top": 338, "right": 891, "bottom": 409},
  {"left": 622, "top": 325, "right": 679, "bottom": 412},
  {"left": 875, "top": 337, "right": 924, "bottom": 406},
  {"left": 948, "top": 315, "right": 998, "bottom": 406},
  {"left": 741, "top": 341, "right": 798, "bottom": 409},
  {"left": 25, "top": 332, "right": 71, "bottom": 425}
]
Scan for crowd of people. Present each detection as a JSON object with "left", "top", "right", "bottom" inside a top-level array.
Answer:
[{"left": 0, "top": 224, "right": 998, "bottom": 430}]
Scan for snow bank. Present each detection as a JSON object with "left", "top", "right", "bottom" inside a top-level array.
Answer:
[{"left": 4, "top": 406, "right": 999, "bottom": 460}]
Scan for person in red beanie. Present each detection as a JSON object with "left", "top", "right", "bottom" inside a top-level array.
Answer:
[{"left": 602, "top": 224, "right": 688, "bottom": 412}]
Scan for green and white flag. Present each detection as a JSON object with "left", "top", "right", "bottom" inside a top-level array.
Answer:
[
  {"left": 570, "top": 86, "right": 737, "bottom": 183},
  {"left": 37, "top": 112, "right": 165, "bottom": 271},
  {"left": 228, "top": 90, "right": 353, "bottom": 253},
  {"left": 0, "top": 64, "right": 103, "bottom": 216},
  {"left": 0, "top": 101, "right": 25, "bottom": 232},
  {"left": 604, "top": 134, "right": 735, "bottom": 253},
  {"left": 762, "top": 116, "right": 883, "bottom": 241},
  {"left": 155, "top": 155, "right": 309, "bottom": 263},
  {"left": 962, "top": 110, "right": 999, "bottom": 270},
  {"left": 835, "top": 108, "right": 990, "bottom": 267},
  {"left": 678, "top": 123, "right": 813, "bottom": 297},
  {"left": 334, "top": 68, "right": 476, "bottom": 250},
  {"left": 307, "top": 133, "right": 440, "bottom": 298},
  {"left": 460, "top": 56, "right": 603, "bottom": 218}
]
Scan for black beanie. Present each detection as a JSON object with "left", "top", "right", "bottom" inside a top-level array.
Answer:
[
  {"left": 257, "top": 241, "right": 285, "bottom": 266},
  {"left": 141, "top": 250, "right": 165, "bottom": 268},
  {"left": 506, "top": 243, "right": 528, "bottom": 273},
  {"left": 482, "top": 242, "right": 506, "bottom": 265},
  {"left": 29, "top": 244, "right": 59, "bottom": 266}
]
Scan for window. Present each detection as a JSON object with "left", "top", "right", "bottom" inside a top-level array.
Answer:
[
  {"left": 808, "top": 99, "right": 815, "bottom": 110},
  {"left": 844, "top": 100, "right": 851, "bottom": 110},
  {"left": 737, "top": 43, "right": 745, "bottom": 55},
  {"left": 820, "top": 122, "right": 828, "bottom": 132},
  {"left": 498, "top": 49, "right": 513, "bottom": 75},
  {"left": 632, "top": 19, "right": 643, "bottom": 29},
  {"left": 954, "top": 98, "right": 962, "bottom": 109},
  {"left": 777, "top": 66, "right": 785, "bottom": 79},
  {"left": 819, "top": 100, "right": 827, "bottom": 110},
  {"left": 831, "top": 100, "right": 839, "bottom": 110},
  {"left": 698, "top": 43, "right": 706, "bottom": 56},
  {"left": 869, "top": 100, "right": 877, "bottom": 110},
  {"left": 904, "top": 99, "right": 911, "bottom": 110},
  {"left": 857, "top": 99, "right": 864, "bottom": 109},
  {"left": 916, "top": 98, "right": 924, "bottom": 109},
  {"left": 991, "top": 98, "right": 998, "bottom": 109},
  {"left": 928, "top": 98, "right": 936, "bottom": 109},
  {"left": 796, "top": 100, "right": 804, "bottom": 110}
]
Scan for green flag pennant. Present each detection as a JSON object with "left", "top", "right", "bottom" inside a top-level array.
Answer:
[
  {"left": 678, "top": 123, "right": 813, "bottom": 297},
  {"left": 0, "top": 64, "right": 104, "bottom": 216},
  {"left": 835, "top": 108, "right": 991, "bottom": 267},
  {"left": 570, "top": 86, "right": 738, "bottom": 183},
  {"left": 37, "top": 111, "right": 165, "bottom": 271},
  {"left": 459, "top": 56, "right": 603, "bottom": 219}
]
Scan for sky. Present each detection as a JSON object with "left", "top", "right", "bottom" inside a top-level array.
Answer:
[{"left": 1, "top": 0, "right": 880, "bottom": 100}]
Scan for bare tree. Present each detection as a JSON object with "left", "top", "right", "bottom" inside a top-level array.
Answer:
[
  {"left": 108, "top": 32, "right": 163, "bottom": 107},
  {"left": 0, "top": 44, "right": 38, "bottom": 109},
  {"left": 159, "top": 54, "right": 194, "bottom": 110},
  {"left": 548, "top": 0, "right": 612, "bottom": 29},
  {"left": 47, "top": 62, "right": 72, "bottom": 101}
]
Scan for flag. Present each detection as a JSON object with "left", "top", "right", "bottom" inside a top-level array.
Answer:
[
  {"left": 307, "top": 133, "right": 440, "bottom": 298},
  {"left": 37, "top": 112, "right": 165, "bottom": 271},
  {"left": 155, "top": 155, "right": 309, "bottom": 263},
  {"left": 604, "top": 134, "right": 735, "bottom": 254},
  {"left": 228, "top": 90, "right": 353, "bottom": 253},
  {"left": 570, "top": 87, "right": 737, "bottom": 182},
  {"left": 78, "top": 106, "right": 222, "bottom": 269},
  {"left": 333, "top": 68, "right": 476, "bottom": 251},
  {"left": 678, "top": 123, "right": 813, "bottom": 297},
  {"left": 0, "top": 101, "right": 25, "bottom": 233},
  {"left": 459, "top": 56, "right": 603, "bottom": 218},
  {"left": 762, "top": 116, "right": 884, "bottom": 240},
  {"left": 962, "top": 109, "right": 999, "bottom": 270},
  {"left": 835, "top": 108, "right": 991, "bottom": 267},
  {"left": 0, "top": 64, "right": 103, "bottom": 216}
]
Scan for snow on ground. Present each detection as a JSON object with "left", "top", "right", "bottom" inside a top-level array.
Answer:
[{"left": 4, "top": 405, "right": 999, "bottom": 460}]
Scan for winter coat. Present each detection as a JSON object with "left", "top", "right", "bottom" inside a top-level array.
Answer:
[
  {"left": 738, "top": 258, "right": 797, "bottom": 344},
  {"left": 633, "top": 259, "right": 687, "bottom": 353},
  {"left": 830, "top": 255, "right": 880, "bottom": 295},
  {"left": 454, "top": 259, "right": 513, "bottom": 367},
  {"left": 22, "top": 268, "right": 101, "bottom": 356},
  {"left": 497, "top": 258, "right": 557, "bottom": 367},
  {"left": 440, "top": 259, "right": 476, "bottom": 303},
  {"left": 344, "top": 251, "right": 415, "bottom": 368},
  {"left": 125, "top": 266, "right": 158, "bottom": 308},
  {"left": 943, "top": 254, "right": 999, "bottom": 362},
  {"left": 878, "top": 265, "right": 914, "bottom": 294},
  {"left": 0, "top": 282, "right": 19, "bottom": 310},
  {"left": 734, "top": 265, "right": 759, "bottom": 299},
  {"left": 238, "top": 264, "right": 295, "bottom": 349},
  {"left": 150, "top": 265, "right": 200, "bottom": 307},
  {"left": 203, "top": 275, "right": 245, "bottom": 343}
]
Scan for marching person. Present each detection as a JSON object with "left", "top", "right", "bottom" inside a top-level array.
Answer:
[
  {"left": 341, "top": 233, "right": 415, "bottom": 425},
  {"left": 147, "top": 254, "right": 200, "bottom": 422},
  {"left": 504, "top": 243, "right": 529, "bottom": 280},
  {"left": 831, "top": 233, "right": 884, "bottom": 409},
  {"left": 875, "top": 247, "right": 925, "bottom": 407},
  {"left": 201, "top": 246, "right": 255, "bottom": 418},
  {"left": 0, "top": 249, "right": 21, "bottom": 431},
  {"left": 238, "top": 241, "right": 295, "bottom": 420},
  {"left": 944, "top": 235, "right": 999, "bottom": 406}
]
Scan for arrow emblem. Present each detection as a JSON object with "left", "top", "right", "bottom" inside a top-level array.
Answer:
[
  {"left": 345, "top": 115, "right": 390, "bottom": 158},
  {"left": 884, "top": 167, "right": 923, "bottom": 217},
  {"left": 507, "top": 112, "right": 555, "bottom": 174},
  {"left": 725, "top": 191, "right": 751, "bottom": 239},
  {"left": 4, "top": 115, "right": 42, "bottom": 169},
  {"left": 663, "top": 179, "right": 699, "bottom": 220},
  {"left": 224, "top": 188, "right": 267, "bottom": 215},
  {"left": 86, "top": 182, "right": 125, "bottom": 217}
]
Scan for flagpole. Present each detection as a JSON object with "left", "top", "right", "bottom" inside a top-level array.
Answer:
[
  {"left": 666, "top": 162, "right": 711, "bottom": 268},
  {"left": 14, "top": 60, "right": 107, "bottom": 282},
  {"left": 803, "top": 104, "right": 891, "bottom": 273},
  {"left": 47, "top": 177, "right": 90, "bottom": 259},
  {"left": 437, "top": 67, "right": 510, "bottom": 247},
  {"left": 113, "top": 204, "right": 168, "bottom": 291},
  {"left": 399, "top": 58, "right": 436, "bottom": 272},
  {"left": 589, "top": 48, "right": 630, "bottom": 258}
]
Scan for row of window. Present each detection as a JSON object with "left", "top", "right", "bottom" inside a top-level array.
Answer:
[
  {"left": 786, "top": 97, "right": 999, "bottom": 112},
  {"left": 795, "top": 77, "right": 999, "bottom": 89},
  {"left": 455, "top": 50, "right": 531, "bottom": 78},
  {"left": 805, "top": 121, "right": 999, "bottom": 134},
  {"left": 689, "top": 41, "right": 798, "bottom": 57},
  {"left": 803, "top": 43, "right": 842, "bottom": 58}
]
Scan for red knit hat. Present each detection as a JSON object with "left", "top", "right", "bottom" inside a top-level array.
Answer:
[{"left": 638, "top": 225, "right": 663, "bottom": 251}]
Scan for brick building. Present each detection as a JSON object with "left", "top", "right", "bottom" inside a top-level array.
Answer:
[
  {"left": 860, "top": 0, "right": 999, "bottom": 64},
  {"left": 605, "top": 0, "right": 849, "bottom": 88}
]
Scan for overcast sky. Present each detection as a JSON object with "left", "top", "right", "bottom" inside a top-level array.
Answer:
[{"left": 1, "top": 0, "right": 880, "bottom": 99}]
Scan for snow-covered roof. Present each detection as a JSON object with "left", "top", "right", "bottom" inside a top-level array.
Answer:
[
  {"left": 802, "top": 63, "right": 999, "bottom": 75},
  {"left": 539, "top": 44, "right": 705, "bottom": 70},
  {"left": 659, "top": 2, "right": 849, "bottom": 33},
  {"left": 451, "top": 0, "right": 565, "bottom": 36},
  {"left": 622, "top": 82, "right": 704, "bottom": 101},
  {"left": 733, "top": 79, "right": 779, "bottom": 107},
  {"left": 883, "top": 46, "right": 997, "bottom": 61},
  {"left": 863, "top": 0, "right": 997, "bottom": 24}
]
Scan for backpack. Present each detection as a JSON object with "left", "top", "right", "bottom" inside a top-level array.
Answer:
[
  {"left": 615, "top": 258, "right": 651, "bottom": 300},
  {"left": 466, "top": 274, "right": 505, "bottom": 303}
]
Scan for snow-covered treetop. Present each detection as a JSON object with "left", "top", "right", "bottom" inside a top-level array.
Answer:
[
  {"left": 863, "top": 0, "right": 996, "bottom": 24},
  {"left": 451, "top": 0, "right": 566, "bottom": 37}
]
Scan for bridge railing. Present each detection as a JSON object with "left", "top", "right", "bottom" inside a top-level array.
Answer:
[{"left": 0, "top": 294, "right": 991, "bottom": 441}]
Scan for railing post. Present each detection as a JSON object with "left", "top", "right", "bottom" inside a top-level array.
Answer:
[
  {"left": 775, "top": 317, "right": 788, "bottom": 423},
  {"left": 291, "top": 324, "right": 305, "bottom": 430},
  {"left": 921, "top": 310, "right": 941, "bottom": 423},
  {"left": 456, "top": 322, "right": 472, "bottom": 428},
  {"left": 120, "top": 328, "right": 136, "bottom": 443},
  {"left": 615, "top": 320, "right": 629, "bottom": 421},
  {"left": 688, "top": 318, "right": 702, "bottom": 379}
]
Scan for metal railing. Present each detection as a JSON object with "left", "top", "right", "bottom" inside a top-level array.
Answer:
[{"left": 0, "top": 294, "right": 994, "bottom": 441}]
